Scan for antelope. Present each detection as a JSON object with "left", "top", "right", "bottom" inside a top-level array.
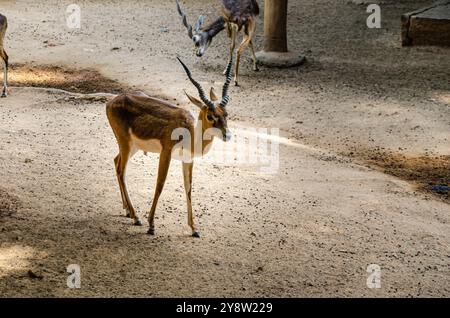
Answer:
[
  {"left": 106, "top": 57, "right": 234, "bottom": 237},
  {"left": 0, "top": 14, "right": 8, "bottom": 98},
  {"left": 176, "top": 0, "right": 260, "bottom": 86}
]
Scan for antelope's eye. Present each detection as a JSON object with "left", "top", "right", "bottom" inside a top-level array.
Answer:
[{"left": 207, "top": 114, "right": 214, "bottom": 122}]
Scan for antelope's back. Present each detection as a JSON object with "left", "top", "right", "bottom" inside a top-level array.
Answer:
[
  {"left": 0, "top": 14, "right": 7, "bottom": 45},
  {"left": 222, "top": 0, "right": 260, "bottom": 25},
  {"left": 106, "top": 92, "right": 195, "bottom": 139},
  {"left": 0, "top": 14, "right": 7, "bottom": 29}
]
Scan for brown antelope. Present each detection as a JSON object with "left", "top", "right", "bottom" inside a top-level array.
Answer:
[
  {"left": 176, "top": 0, "right": 259, "bottom": 86},
  {"left": 106, "top": 57, "right": 234, "bottom": 237},
  {"left": 0, "top": 14, "right": 8, "bottom": 98}
]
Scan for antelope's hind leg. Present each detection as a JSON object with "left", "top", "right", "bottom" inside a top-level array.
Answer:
[
  {"left": 114, "top": 145, "right": 142, "bottom": 226},
  {"left": 1, "top": 50, "right": 8, "bottom": 98},
  {"left": 235, "top": 19, "right": 257, "bottom": 86},
  {"left": 114, "top": 154, "right": 128, "bottom": 211},
  {"left": 249, "top": 40, "right": 259, "bottom": 72}
]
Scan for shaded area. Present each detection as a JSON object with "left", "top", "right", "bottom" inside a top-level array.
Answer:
[
  {"left": 349, "top": 150, "right": 450, "bottom": 203},
  {"left": 9, "top": 63, "right": 130, "bottom": 94},
  {"left": 0, "top": 188, "right": 20, "bottom": 220}
]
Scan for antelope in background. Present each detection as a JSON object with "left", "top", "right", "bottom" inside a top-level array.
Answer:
[
  {"left": 0, "top": 14, "right": 8, "bottom": 98},
  {"left": 106, "top": 57, "right": 234, "bottom": 237},
  {"left": 176, "top": 0, "right": 260, "bottom": 86}
]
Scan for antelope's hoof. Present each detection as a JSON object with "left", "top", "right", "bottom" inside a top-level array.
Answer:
[
  {"left": 253, "top": 66, "right": 260, "bottom": 72},
  {"left": 192, "top": 231, "right": 200, "bottom": 238},
  {"left": 234, "top": 82, "right": 239, "bottom": 87},
  {"left": 126, "top": 212, "right": 134, "bottom": 219},
  {"left": 0, "top": 93, "right": 6, "bottom": 98},
  {"left": 147, "top": 228, "right": 155, "bottom": 235},
  {"left": 134, "top": 219, "right": 142, "bottom": 226}
]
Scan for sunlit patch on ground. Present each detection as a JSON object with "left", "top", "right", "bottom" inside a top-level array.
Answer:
[
  {"left": 430, "top": 91, "right": 450, "bottom": 105},
  {"left": 0, "top": 245, "right": 36, "bottom": 278},
  {"left": 8, "top": 63, "right": 130, "bottom": 94},
  {"left": 438, "top": 93, "right": 450, "bottom": 105}
]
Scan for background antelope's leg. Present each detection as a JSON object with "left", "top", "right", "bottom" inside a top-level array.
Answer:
[
  {"left": 249, "top": 41, "right": 259, "bottom": 71},
  {"left": 224, "top": 24, "right": 237, "bottom": 75},
  {"left": 115, "top": 146, "right": 141, "bottom": 225},
  {"left": 1, "top": 50, "right": 7, "bottom": 97},
  {"left": 235, "top": 35, "right": 252, "bottom": 86},
  {"left": 235, "top": 20, "right": 257, "bottom": 85},
  {"left": 226, "top": 22, "right": 232, "bottom": 38},
  {"left": 147, "top": 148, "right": 172, "bottom": 235},
  {"left": 182, "top": 161, "right": 198, "bottom": 237},
  {"left": 247, "top": 19, "right": 258, "bottom": 72}
]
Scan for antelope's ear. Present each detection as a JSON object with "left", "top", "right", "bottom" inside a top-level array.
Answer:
[
  {"left": 195, "top": 15, "right": 205, "bottom": 32},
  {"left": 210, "top": 87, "right": 219, "bottom": 102},
  {"left": 184, "top": 91, "right": 205, "bottom": 109}
]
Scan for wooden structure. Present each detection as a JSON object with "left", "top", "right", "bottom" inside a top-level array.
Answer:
[
  {"left": 256, "top": 0, "right": 305, "bottom": 67},
  {"left": 402, "top": 1, "right": 450, "bottom": 47}
]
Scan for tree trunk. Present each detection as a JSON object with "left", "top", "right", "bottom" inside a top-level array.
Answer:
[
  {"left": 256, "top": 0, "right": 305, "bottom": 68},
  {"left": 264, "top": 0, "right": 289, "bottom": 52}
]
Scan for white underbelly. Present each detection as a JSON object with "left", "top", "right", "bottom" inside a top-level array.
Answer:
[{"left": 129, "top": 130, "right": 162, "bottom": 154}]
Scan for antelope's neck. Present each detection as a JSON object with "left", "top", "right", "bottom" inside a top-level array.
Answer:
[
  {"left": 192, "top": 117, "right": 215, "bottom": 157},
  {"left": 204, "top": 16, "right": 226, "bottom": 38}
]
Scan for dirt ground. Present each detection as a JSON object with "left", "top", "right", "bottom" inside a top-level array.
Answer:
[{"left": 0, "top": 0, "right": 449, "bottom": 297}]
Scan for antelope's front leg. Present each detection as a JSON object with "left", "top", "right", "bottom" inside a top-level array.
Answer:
[
  {"left": 182, "top": 161, "right": 199, "bottom": 237},
  {"left": 147, "top": 149, "right": 172, "bottom": 235}
]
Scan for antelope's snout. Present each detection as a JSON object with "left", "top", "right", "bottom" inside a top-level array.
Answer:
[
  {"left": 196, "top": 48, "right": 205, "bottom": 57},
  {"left": 223, "top": 129, "right": 232, "bottom": 142}
]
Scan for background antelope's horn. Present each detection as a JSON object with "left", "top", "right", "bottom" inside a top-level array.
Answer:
[
  {"left": 177, "top": 57, "right": 215, "bottom": 110},
  {"left": 176, "top": 0, "right": 193, "bottom": 39},
  {"left": 220, "top": 56, "right": 234, "bottom": 107}
]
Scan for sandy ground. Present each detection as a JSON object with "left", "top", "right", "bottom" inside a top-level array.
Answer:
[{"left": 0, "top": 0, "right": 449, "bottom": 297}]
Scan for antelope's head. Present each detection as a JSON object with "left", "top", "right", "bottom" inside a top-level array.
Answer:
[
  {"left": 176, "top": 0, "right": 211, "bottom": 57},
  {"left": 177, "top": 56, "right": 234, "bottom": 142}
]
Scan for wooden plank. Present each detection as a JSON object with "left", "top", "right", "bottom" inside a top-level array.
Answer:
[{"left": 402, "top": 1, "right": 450, "bottom": 46}]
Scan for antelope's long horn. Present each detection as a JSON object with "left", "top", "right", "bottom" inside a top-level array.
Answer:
[
  {"left": 177, "top": 57, "right": 215, "bottom": 110},
  {"left": 220, "top": 56, "right": 234, "bottom": 107},
  {"left": 176, "top": 0, "right": 193, "bottom": 39}
]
